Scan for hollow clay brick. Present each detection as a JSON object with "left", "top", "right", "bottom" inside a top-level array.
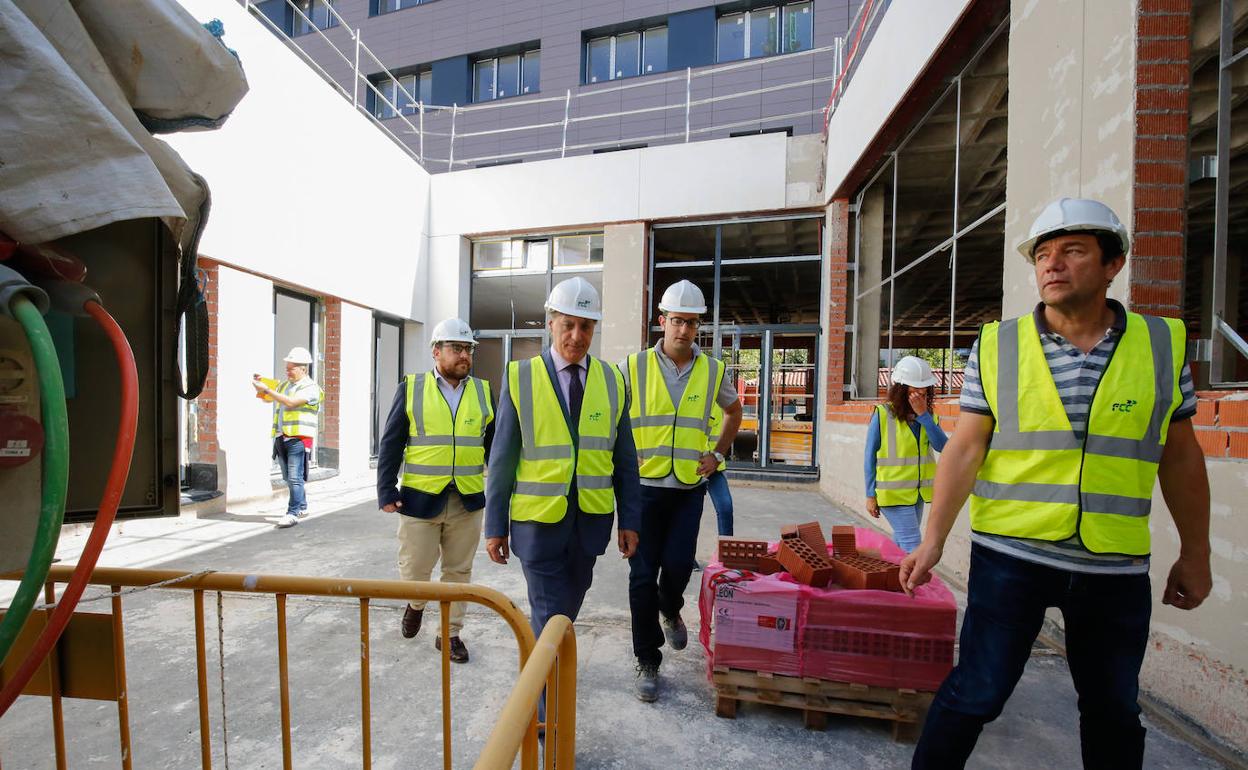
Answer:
[
  {"left": 830, "top": 554, "right": 902, "bottom": 592},
  {"left": 778, "top": 538, "right": 835, "bottom": 588},
  {"left": 756, "top": 556, "right": 783, "bottom": 575},
  {"left": 795, "top": 521, "right": 827, "bottom": 554},
  {"left": 780, "top": 524, "right": 800, "bottom": 541},
  {"left": 831, "top": 526, "right": 858, "bottom": 557},
  {"left": 718, "top": 538, "right": 781, "bottom": 573}
]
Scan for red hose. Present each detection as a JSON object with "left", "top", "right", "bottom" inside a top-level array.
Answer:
[
  {"left": 822, "top": 0, "right": 878, "bottom": 132},
  {"left": 0, "top": 300, "right": 137, "bottom": 716}
]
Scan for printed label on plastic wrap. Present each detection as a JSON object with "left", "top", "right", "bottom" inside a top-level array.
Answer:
[{"left": 713, "top": 580, "right": 799, "bottom": 653}]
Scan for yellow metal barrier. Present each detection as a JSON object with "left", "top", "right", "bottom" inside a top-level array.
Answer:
[
  {"left": 1, "top": 565, "right": 575, "bottom": 769},
  {"left": 475, "top": 616, "right": 577, "bottom": 770}
]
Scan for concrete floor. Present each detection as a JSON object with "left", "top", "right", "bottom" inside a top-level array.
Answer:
[{"left": 0, "top": 479, "right": 1228, "bottom": 769}]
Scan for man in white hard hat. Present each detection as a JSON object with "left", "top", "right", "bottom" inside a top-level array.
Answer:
[
  {"left": 376, "top": 318, "right": 495, "bottom": 663},
  {"left": 485, "top": 277, "right": 641, "bottom": 706},
  {"left": 901, "top": 198, "right": 1210, "bottom": 769},
  {"left": 620, "top": 279, "right": 743, "bottom": 702},
  {"left": 253, "top": 347, "right": 324, "bottom": 528}
]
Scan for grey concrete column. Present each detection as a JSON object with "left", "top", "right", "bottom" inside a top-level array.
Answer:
[{"left": 854, "top": 184, "right": 884, "bottom": 398}]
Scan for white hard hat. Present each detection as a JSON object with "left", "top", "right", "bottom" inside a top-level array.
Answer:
[
  {"left": 545, "top": 276, "right": 602, "bottom": 321},
  {"left": 431, "top": 317, "right": 476, "bottom": 346},
  {"left": 283, "top": 346, "right": 313, "bottom": 365},
  {"left": 658, "top": 279, "right": 707, "bottom": 315},
  {"left": 891, "top": 356, "right": 937, "bottom": 388},
  {"left": 1016, "top": 197, "right": 1131, "bottom": 262}
]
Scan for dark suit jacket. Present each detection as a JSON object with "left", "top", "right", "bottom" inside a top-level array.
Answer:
[
  {"left": 485, "top": 350, "right": 641, "bottom": 562},
  {"left": 376, "top": 375, "right": 496, "bottom": 519}
]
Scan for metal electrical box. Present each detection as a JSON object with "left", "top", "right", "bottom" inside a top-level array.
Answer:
[{"left": 54, "top": 218, "right": 180, "bottom": 523}]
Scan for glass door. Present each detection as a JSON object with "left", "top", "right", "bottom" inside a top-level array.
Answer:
[
  {"left": 371, "top": 316, "right": 403, "bottom": 457},
  {"left": 473, "top": 331, "right": 546, "bottom": 400},
  {"left": 719, "top": 329, "right": 764, "bottom": 467},
  {"left": 767, "top": 333, "right": 817, "bottom": 468}
]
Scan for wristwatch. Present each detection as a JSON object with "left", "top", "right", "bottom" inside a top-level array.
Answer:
[{"left": 711, "top": 450, "right": 725, "bottom": 464}]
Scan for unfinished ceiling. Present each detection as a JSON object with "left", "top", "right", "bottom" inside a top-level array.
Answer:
[{"left": 867, "top": 20, "right": 1009, "bottom": 343}]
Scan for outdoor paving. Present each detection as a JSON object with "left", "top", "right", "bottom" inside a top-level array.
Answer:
[{"left": 0, "top": 479, "right": 1227, "bottom": 769}]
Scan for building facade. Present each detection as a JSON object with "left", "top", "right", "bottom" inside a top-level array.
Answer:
[{"left": 255, "top": 0, "right": 864, "bottom": 168}]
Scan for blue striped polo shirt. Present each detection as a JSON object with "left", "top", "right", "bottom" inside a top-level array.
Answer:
[{"left": 960, "top": 300, "right": 1197, "bottom": 574}]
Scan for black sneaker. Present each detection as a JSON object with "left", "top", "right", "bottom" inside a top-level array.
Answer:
[{"left": 661, "top": 613, "right": 688, "bottom": 651}]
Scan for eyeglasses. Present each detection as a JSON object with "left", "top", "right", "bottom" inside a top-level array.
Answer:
[
  {"left": 441, "top": 343, "right": 475, "bottom": 356},
  {"left": 664, "top": 315, "right": 700, "bottom": 330}
]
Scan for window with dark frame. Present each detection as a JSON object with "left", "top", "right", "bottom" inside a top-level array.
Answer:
[
  {"left": 584, "top": 26, "right": 669, "bottom": 84},
  {"left": 371, "top": 70, "right": 432, "bottom": 119},
  {"left": 292, "top": 0, "right": 338, "bottom": 36},
  {"left": 375, "top": 0, "right": 430, "bottom": 15},
  {"left": 473, "top": 46, "right": 541, "bottom": 102},
  {"left": 715, "top": 2, "right": 812, "bottom": 63}
]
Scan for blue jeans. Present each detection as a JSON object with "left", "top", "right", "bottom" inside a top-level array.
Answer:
[
  {"left": 880, "top": 500, "right": 923, "bottom": 553},
  {"left": 275, "top": 437, "right": 307, "bottom": 516},
  {"left": 629, "top": 484, "right": 705, "bottom": 666},
  {"left": 706, "top": 471, "right": 734, "bottom": 537},
  {"left": 913, "top": 544, "right": 1151, "bottom": 770}
]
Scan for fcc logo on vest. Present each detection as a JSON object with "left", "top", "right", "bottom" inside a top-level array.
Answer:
[{"left": 1111, "top": 399, "right": 1138, "bottom": 413}]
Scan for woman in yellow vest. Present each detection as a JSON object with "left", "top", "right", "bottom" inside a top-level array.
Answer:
[{"left": 864, "top": 356, "right": 947, "bottom": 552}]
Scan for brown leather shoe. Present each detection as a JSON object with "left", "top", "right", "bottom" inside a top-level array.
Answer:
[
  {"left": 401, "top": 606, "right": 423, "bottom": 639},
  {"left": 435, "top": 635, "right": 469, "bottom": 663}
]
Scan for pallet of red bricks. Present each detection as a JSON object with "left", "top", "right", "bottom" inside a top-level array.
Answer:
[{"left": 697, "top": 524, "right": 956, "bottom": 692}]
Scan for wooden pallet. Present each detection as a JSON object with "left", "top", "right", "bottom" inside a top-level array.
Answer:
[{"left": 711, "top": 666, "right": 932, "bottom": 742}]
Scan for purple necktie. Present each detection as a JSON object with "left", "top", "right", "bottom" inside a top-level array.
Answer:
[{"left": 566, "top": 365, "right": 583, "bottom": 424}]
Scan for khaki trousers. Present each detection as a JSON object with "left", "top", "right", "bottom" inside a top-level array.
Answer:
[{"left": 395, "top": 492, "right": 483, "bottom": 635}]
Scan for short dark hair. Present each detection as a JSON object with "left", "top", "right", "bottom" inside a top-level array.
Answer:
[{"left": 1033, "top": 229, "right": 1124, "bottom": 265}]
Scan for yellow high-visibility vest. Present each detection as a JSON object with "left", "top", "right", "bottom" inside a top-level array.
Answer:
[
  {"left": 271, "top": 379, "right": 323, "bottom": 439},
  {"left": 707, "top": 404, "right": 727, "bottom": 472},
  {"left": 971, "top": 312, "right": 1185, "bottom": 555},
  {"left": 507, "top": 356, "right": 623, "bottom": 523},
  {"left": 626, "top": 349, "right": 724, "bottom": 484},
  {"left": 874, "top": 404, "right": 938, "bottom": 506},
  {"left": 401, "top": 372, "right": 493, "bottom": 495}
]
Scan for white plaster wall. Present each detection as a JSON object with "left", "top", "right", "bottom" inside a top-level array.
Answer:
[
  {"left": 214, "top": 266, "right": 277, "bottom": 501},
  {"left": 337, "top": 302, "right": 375, "bottom": 480},
  {"left": 600, "top": 223, "right": 647, "bottom": 366},
  {"left": 430, "top": 134, "right": 791, "bottom": 237},
  {"left": 424, "top": 235, "right": 472, "bottom": 353},
  {"left": 168, "top": 0, "right": 431, "bottom": 321},
  {"left": 1003, "top": 0, "right": 1136, "bottom": 318},
  {"left": 822, "top": 0, "right": 974, "bottom": 198},
  {"left": 403, "top": 321, "right": 426, "bottom": 375}
]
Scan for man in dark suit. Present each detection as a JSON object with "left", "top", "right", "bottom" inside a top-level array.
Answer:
[{"left": 485, "top": 277, "right": 640, "bottom": 673}]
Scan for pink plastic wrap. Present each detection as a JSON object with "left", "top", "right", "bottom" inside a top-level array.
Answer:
[{"left": 699, "top": 527, "right": 956, "bottom": 691}]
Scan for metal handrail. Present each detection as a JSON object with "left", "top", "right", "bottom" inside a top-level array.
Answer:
[
  {"left": 235, "top": 0, "right": 861, "bottom": 170},
  {"left": 3, "top": 565, "right": 549, "bottom": 770}
]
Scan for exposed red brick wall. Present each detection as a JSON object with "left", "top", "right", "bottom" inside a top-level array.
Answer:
[
  {"left": 189, "top": 258, "right": 220, "bottom": 464},
  {"left": 826, "top": 398, "right": 961, "bottom": 431},
  {"left": 825, "top": 199, "right": 850, "bottom": 409},
  {"left": 321, "top": 297, "right": 342, "bottom": 452},
  {"left": 1196, "top": 393, "right": 1248, "bottom": 459},
  {"left": 1130, "top": 0, "right": 1192, "bottom": 318}
]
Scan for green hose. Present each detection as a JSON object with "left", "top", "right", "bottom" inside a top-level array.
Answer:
[{"left": 0, "top": 294, "right": 70, "bottom": 666}]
